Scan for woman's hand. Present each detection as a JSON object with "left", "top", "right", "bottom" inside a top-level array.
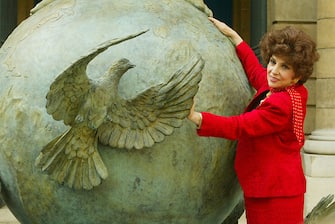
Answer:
[
  {"left": 188, "top": 101, "right": 202, "bottom": 128},
  {"left": 208, "top": 17, "right": 243, "bottom": 46}
]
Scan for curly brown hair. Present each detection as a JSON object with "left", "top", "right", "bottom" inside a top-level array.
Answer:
[{"left": 259, "top": 26, "right": 319, "bottom": 84}]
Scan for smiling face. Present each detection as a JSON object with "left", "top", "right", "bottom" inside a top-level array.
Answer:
[{"left": 267, "top": 55, "right": 300, "bottom": 89}]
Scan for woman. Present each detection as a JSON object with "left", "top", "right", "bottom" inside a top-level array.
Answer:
[{"left": 188, "top": 17, "right": 319, "bottom": 224}]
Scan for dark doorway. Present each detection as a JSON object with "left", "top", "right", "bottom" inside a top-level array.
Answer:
[
  {"left": 204, "top": 0, "right": 267, "bottom": 56},
  {"left": 35, "top": 0, "right": 42, "bottom": 5},
  {"left": 0, "top": 0, "right": 17, "bottom": 46},
  {"left": 250, "top": 0, "right": 267, "bottom": 58},
  {"left": 204, "top": 0, "right": 233, "bottom": 27}
]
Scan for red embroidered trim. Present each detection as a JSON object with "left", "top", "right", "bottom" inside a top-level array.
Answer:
[
  {"left": 270, "top": 85, "right": 304, "bottom": 145},
  {"left": 285, "top": 86, "right": 304, "bottom": 145}
]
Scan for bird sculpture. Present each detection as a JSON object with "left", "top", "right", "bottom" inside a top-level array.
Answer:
[
  {"left": 305, "top": 194, "right": 335, "bottom": 224},
  {"left": 35, "top": 30, "right": 205, "bottom": 190}
]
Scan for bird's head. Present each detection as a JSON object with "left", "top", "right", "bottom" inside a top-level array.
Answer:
[
  {"left": 111, "top": 58, "right": 135, "bottom": 74},
  {"left": 103, "top": 58, "right": 135, "bottom": 84}
]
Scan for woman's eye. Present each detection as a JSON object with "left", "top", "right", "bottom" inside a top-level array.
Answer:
[
  {"left": 282, "top": 64, "right": 290, "bottom": 69},
  {"left": 269, "top": 58, "right": 276, "bottom": 64}
]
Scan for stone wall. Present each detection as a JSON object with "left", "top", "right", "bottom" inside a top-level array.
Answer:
[
  {"left": 304, "top": 0, "right": 335, "bottom": 216},
  {"left": 316, "top": 0, "right": 335, "bottom": 130}
]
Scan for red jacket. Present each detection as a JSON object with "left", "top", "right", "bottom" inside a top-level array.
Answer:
[{"left": 197, "top": 42, "right": 306, "bottom": 197}]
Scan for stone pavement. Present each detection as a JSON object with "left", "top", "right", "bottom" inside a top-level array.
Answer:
[{"left": 0, "top": 206, "right": 247, "bottom": 224}]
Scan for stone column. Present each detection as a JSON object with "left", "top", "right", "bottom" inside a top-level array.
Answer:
[
  {"left": 302, "top": 0, "right": 335, "bottom": 215},
  {"left": 303, "top": 130, "right": 335, "bottom": 214},
  {"left": 0, "top": 0, "right": 17, "bottom": 46}
]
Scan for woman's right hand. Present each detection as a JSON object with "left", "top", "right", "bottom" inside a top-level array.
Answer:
[{"left": 208, "top": 17, "right": 243, "bottom": 46}]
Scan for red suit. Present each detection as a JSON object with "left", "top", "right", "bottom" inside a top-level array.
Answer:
[{"left": 197, "top": 42, "right": 306, "bottom": 224}]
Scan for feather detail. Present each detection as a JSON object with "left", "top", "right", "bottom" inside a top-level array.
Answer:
[
  {"left": 305, "top": 194, "right": 335, "bottom": 224},
  {"left": 35, "top": 125, "right": 107, "bottom": 190},
  {"left": 38, "top": 30, "right": 148, "bottom": 190},
  {"left": 99, "top": 54, "right": 205, "bottom": 150}
]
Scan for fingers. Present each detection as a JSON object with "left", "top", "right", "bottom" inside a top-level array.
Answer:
[
  {"left": 188, "top": 100, "right": 196, "bottom": 119},
  {"left": 208, "top": 17, "right": 232, "bottom": 35},
  {"left": 208, "top": 17, "right": 243, "bottom": 46},
  {"left": 208, "top": 16, "right": 216, "bottom": 23},
  {"left": 208, "top": 17, "right": 224, "bottom": 27},
  {"left": 187, "top": 101, "right": 202, "bottom": 127},
  {"left": 208, "top": 17, "right": 222, "bottom": 28}
]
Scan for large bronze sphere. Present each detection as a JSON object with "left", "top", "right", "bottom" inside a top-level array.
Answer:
[{"left": 0, "top": 0, "right": 252, "bottom": 223}]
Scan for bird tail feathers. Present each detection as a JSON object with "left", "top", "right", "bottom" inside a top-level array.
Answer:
[{"left": 35, "top": 128, "right": 108, "bottom": 190}]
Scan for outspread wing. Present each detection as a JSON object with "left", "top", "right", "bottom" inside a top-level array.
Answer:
[
  {"left": 45, "top": 30, "right": 148, "bottom": 125},
  {"left": 305, "top": 194, "right": 335, "bottom": 223},
  {"left": 97, "top": 55, "right": 205, "bottom": 149}
]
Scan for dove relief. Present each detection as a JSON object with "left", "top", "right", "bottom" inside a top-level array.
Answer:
[{"left": 35, "top": 30, "right": 205, "bottom": 190}]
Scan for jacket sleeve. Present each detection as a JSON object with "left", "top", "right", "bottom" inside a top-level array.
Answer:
[
  {"left": 235, "top": 41, "right": 267, "bottom": 91},
  {"left": 197, "top": 92, "right": 292, "bottom": 140}
]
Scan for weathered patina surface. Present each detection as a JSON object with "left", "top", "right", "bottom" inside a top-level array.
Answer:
[
  {"left": 0, "top": 0, "right": 253, "bottom": 223},
  {"left": 35, "top": 33, "right": 205, "bottom": 190}
]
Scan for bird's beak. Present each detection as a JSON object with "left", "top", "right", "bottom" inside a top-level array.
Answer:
[{"left": 129, "top": 63, "right": 136, "bottom": 68}]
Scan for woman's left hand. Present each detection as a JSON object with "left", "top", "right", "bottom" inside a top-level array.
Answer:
[{"left": 188, "top": 101, "right": 202, "bottom": 127}]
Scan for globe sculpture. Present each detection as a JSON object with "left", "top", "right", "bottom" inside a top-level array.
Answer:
[{"left": 0, "top": 0, "right": 253, "bottom": 223}]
